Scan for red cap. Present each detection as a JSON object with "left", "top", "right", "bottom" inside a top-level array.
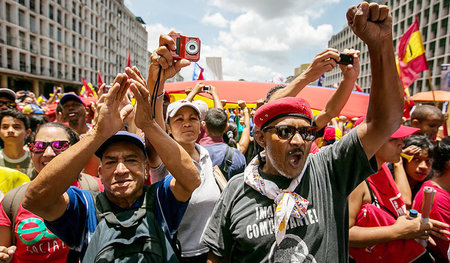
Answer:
[
  {"left": 390, "top": 125, "right": 420, "bottom": 139},
  {"left": 254, "top": 97, "right": 312, "bottom": 129}
]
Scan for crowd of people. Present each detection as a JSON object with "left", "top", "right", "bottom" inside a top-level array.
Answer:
[{"left": 0, "top": 2, "right": 449, "bottom": 263}]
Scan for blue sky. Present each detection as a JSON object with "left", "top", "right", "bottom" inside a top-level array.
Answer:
[{"left": 124, "top": 0, "right": 362, "bottom": 82}]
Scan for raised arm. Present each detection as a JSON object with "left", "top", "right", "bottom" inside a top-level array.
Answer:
[
  {"left": 23, "top": 74, "right": 134, "bottom": 221},
  {"left": 347, "top": 3, "right": 403, "bottom": 159},
  {"left": 185, "top": 82, "right": 204, "bottom": 102},
  {"left": 314, "top": 49, "right": 360, "bottom": 130},
  {"left": 268, "top": 49, "right": 340, "bottom": 102},
  {"left": 237, "top": 100, "right": 250, "bottom": 154},
  {"left": 129, "top": 66, "right": 201, "bottom": 202}
]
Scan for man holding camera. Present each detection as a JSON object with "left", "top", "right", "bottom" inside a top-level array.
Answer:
[{"left": 201, "top": 3, "right": 409, "bottom": 262}]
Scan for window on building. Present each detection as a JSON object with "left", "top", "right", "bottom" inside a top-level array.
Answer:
[
  {"left": 40, "top": 58, "right": 45, "bottom": 74},
  {"left": 20, "top": 53, "right": 26, "bottom": 71},
  {"left": 72, "top": 34, "right": 76, "bottom": 47},
  {"left": 58, "top": 63, "right": 62, "bottom": 78},
  {"left": 49, "top": 24, "right": 54, "bottom": 39},
  {"left": 6, "top": 3, "right": 12, "bottom": 22},
  {"left": 30, "top": 0, "right": 36, "bottom": 11},
  {"left": 19, "top": 31, "right": 26, "bottom": 49},
  {"left": 73, "top": 51, "right": 76, "bottom": 64},
  {"left": 72, "top": 67, "right": 76, "bottom": 80},
  {"left": 6, "top": 27, "right": 13, "bottom": 46},
  {"left": 433, "top": 3, "right": 440, "bottom": 17},
  {"left": 49, "top": 61, "right": 54, "bottom": 76},
  {"left": 40, "top": 1, "right": 44, "bottom": 14},
  {"left": 19, "top": 10, "right": 26, "bottom": 27},
  {"left": 30, "top": 56, "right": 37, "bottom": 74},
  {"left": 30, "top": 15, "right": 37, "bottom": 33},
  {"left": 407, "top": 17, "right": 413, "bottom": 26},
  {"left": 49, "top": 42, "right": 54, "bottom": 57},
  {"left": 49, "top": 5, "right": 54, "bottom": 19},
  {"left": 7, "top": 50, "right": 13, "bottom": 69},
  {"left": 72, "top": 18, "right": 76, "bottom": 31},
  {"left": 57, "top": 10, "right": 62, "bottom": 24},
  {"left": 442, "top": 19, "right": 448, "bottom": 35},
  {"left": 19, "top": 0, "right": 25, "bottom": 6},
  {"left": 30, "top": 36, "right": 37, "bottom": 53},
  {"left": 57, "top": 28, "right": 62, "bottom": 42}
]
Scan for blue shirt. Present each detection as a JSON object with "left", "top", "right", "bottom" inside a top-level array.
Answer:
[
  {"left": 45, "top": 175, "right": 187, "bottom": 258},
  {"left": 203, "top": 143, "right": 246, "bottom": 180}
]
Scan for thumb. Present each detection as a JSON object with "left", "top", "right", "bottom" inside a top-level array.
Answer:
[
  {"left": 8, "top": 246, "right": 16, "bottom": 255},
  {"left": 120, "top": 104, "right": 134, "bottom": 121},
  {"left": 353, "top": 2, "right": 369, "bottom": 34}
]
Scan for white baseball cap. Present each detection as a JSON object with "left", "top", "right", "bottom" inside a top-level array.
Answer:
[{"left": 166, "top": 99, "right": 201, "bottom": 122}]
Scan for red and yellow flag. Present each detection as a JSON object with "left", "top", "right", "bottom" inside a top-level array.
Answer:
[{"left": 396, "top": 18, "right": 428, "bottom": 89}]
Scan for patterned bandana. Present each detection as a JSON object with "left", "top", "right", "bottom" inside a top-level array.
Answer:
[{"left": 244, "top": 152, "right": 309, "bottom": 245}]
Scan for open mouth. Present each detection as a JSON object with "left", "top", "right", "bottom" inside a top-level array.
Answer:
[{"left": 288, "top": 149, "right": 303, "bottom": 167}]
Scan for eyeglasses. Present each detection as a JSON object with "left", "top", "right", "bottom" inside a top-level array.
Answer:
[
  {"left": 28, "top": 140, "right": 70, "bottom": 153},
  {"left": 0, "top": 101, "right": 16, "bottom": 109},
  {"left": 262, "top": 125, "right": 316, "bottom": 141}
]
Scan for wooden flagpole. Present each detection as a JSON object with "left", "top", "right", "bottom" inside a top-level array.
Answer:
[{"left": 425, "top": 69, "right": 438, "bottom": 107}]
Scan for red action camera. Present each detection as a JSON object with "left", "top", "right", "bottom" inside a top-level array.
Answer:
[{"left": 169, "top": 34, "right": 201, "bottom": 62}]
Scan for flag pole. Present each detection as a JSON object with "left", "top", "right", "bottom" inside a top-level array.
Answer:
[{"left": 425, "top": 69, "right": 438, "bottom": 107}]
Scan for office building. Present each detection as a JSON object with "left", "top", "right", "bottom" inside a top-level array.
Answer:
[{"left": 0, "top": 0, "right": 149, "bottom": 95}]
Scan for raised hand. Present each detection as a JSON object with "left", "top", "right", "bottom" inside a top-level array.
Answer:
[
  {"left": 346, "top": 2, "right": 392, "bottom": 47},
  {"left": 339, "top": 49, "right": 360, "bottom": 82},
  {"left": 92, "top": 73, "right": 133, "bottom": 139},
  {"left": 302, "top": 48, "right": 340, "bottom": 83}
]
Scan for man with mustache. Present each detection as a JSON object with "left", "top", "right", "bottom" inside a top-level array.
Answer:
[
  {"left": 59, "top": 94, "right": 89, "bottom": 136},
  {"left": 201, "top": 3, "right": 423, "bottom": 262}
]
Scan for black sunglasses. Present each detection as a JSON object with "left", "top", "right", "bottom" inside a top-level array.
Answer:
[
  {"left": 28, "top": 140, "right": 70, "bottom": 153},
  {"left": 262, "top": 125, "right": 316, "bottom": 141},
  {"left": 0, "top": 101, "right": 16, "bottom": 109}
]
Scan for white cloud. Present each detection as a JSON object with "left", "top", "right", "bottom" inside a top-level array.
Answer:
[
  {"left": 201, "top": 12, "right": 229, "bottom": 28},
  {"left": 210, "top": 0, "right": 339, "bottom": 19}
]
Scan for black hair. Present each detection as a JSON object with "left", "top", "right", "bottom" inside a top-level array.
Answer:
[
  {"left": 265, "top": 85, "right": 286, "bottom": 103},
  {"left": 0, "top": 109, "right": 30, "bottom": 130},
  {"left": 205, "top": 108, "right": 228, "bottom": 135},
  {"left": 432, "top": 137, "right": 450, "bottom": 175},
  {"left": 411, "top": 105, "right": 444, "bottom": 122},
  {"left": 403, "top": 135, "right": 434, "bottom": 154},
  {"left": 28, "top": 122, "right": 79, "bottom": 145},
  {"left": 223, "top": 121, "right": 238, "bottom": 148}
]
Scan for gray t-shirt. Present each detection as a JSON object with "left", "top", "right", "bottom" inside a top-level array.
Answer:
[{"left": 201, "top": 129, "right": 377, "bottom": 263}]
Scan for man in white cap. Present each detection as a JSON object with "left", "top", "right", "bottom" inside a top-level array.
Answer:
[{"left": 0, "top": 88, "right": 17, "bottom": 112}]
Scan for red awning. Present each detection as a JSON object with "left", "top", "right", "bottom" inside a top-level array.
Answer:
[{"left": 165, "top": 80, "right": 369, "bottom": 118}]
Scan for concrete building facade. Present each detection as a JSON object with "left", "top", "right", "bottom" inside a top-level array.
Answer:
[
  {"left": 325, "top": 0, "right": 449, "bottom": 94},
  {"left": 0, "top": 0, "right": 148, "bottom": 95}
]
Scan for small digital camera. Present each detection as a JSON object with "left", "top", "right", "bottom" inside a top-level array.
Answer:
[
  {"left": 169, "top": 33, "right": 201, "bottom": 62},
  {"left": 203, "top": 85, "right": 210, "bottom": 92},
  {"left": 337, "top": 53, "right": 353, "bottom": 65}
]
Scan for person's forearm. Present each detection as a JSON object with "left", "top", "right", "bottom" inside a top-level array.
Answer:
[
  {"left": 269, "top": 73, "right": 310, "bottom": 102},
  {"left": 238, "top": 109, "right": 251, "bottom": 154},
  {"left": 393, "top": 162, "right": 412, "bottom": 209},
  {"left": 212, "top": 92, "right": 223, "bottom": 110},
  {"left": 349, "top": 225, "right": 402, "bottom": 247},
  {"left": 142, "top": 122, "right": 200, "bottom": 193},
  {"left": 185, "top": 89, "right": 197, "bottom": 102},
  {"left": 316, "top": 77, "right": 355, "bottom": 129},
  {"left": 23, "top": 130, "right": 105, "bottom": 217},
  {"left": 366, "top": 43, "right": 403, "bottom": 137}
]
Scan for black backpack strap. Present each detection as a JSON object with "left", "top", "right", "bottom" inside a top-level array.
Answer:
[
  {"left": 1, "top": 183, "right": 29, "bottom": 245},
  {"left": 219, "top": 146, "right": 234, "bottom": 178},
  {"left": 365, "top": 179, "right": 398, "bottom": 219}
]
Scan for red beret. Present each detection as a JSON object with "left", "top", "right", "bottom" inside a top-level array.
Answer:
[{"left": 254, "top": 97, "right": 312, "bottom": 129}]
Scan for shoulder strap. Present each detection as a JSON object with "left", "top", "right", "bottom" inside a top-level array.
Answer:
[
  {"left": 365, "top": 179, "right": 398, "bottom": 219},
  {"left": 95, "top": 187, "right": 151, "bottom": 228},
  {"left": 1, "top": 183, "right": 29, "bottom": 245},
  {"left": 78, "top": 173, "right": 99, "bottom": 191},
  {"left": 219, "top": 146, "right": 235, "bottom": 177}
]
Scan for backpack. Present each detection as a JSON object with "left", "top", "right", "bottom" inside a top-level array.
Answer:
[
  {"left": 1, "top": 173, "right": 99, "bottom": 245},
  {"left": 82, "top": 185, "right": 179, "bottom": 263},
  {"left": 219, "top": 146, "right": 234, "bottom": 180}
]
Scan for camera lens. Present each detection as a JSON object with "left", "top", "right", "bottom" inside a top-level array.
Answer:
[{"left": 185, "top": 39, "right": 199, "bottom": 55}]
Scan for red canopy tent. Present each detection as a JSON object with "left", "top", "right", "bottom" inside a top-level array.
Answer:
[{"left": 164, "top": 80, "right": 369, "bottom": 119}]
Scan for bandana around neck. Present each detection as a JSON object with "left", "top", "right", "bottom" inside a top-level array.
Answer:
[{"left": 244, "top": 151, "right": 309, "bottom": 245}]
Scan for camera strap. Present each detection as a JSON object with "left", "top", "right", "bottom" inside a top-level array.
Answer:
[{"left": 151, "top": 65, "right": 163, "bottom": 119}]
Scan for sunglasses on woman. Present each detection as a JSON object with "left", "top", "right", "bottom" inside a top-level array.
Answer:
[
  {"left": 28, "top": 140, "right": 70, "bottom": 153},
  {"left": 262, "top": 125, "right": 316, "bottom": 141}
]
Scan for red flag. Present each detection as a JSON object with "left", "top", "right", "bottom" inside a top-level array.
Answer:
[
  {"left": 396, "top": 18, "right": 428, "bottom": 88},
  {"left": 126, "top": 51, "right": 131, "bottom": 68},
  {"left": 354, "top": 83, "right": 363, "bottom": 92},
  {"left": 97, "top": 71, "right": 104, "bottom": 88},
  {"left": 81, "top": 77, "right": 93, "bottom": 97},
  {"left": 402, "top": 97, "right": 415, "bottom": 119}
]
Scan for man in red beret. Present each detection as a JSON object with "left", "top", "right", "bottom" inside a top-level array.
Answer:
[{"left": 202, "top": 3, "right": 412, "bottom": 262}]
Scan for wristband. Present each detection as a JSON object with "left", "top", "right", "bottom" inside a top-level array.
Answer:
[{"left": 152, "top": 90, "right": 165, "bottom": 100}]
